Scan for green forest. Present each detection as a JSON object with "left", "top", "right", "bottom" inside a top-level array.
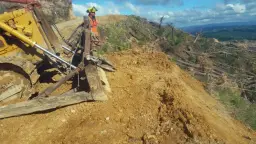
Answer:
[{"left": 203, "top": 25, "right": 256, "bottom": 41}]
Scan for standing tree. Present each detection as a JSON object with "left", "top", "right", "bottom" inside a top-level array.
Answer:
[
  {"left": 159, "top": 16, "right": 165, "bottom": 28},
  {"left": 167, "top": 23, "right": 174, "bottom": 40},
  {"left": 194, "top": 29, "right": 202, "bottom": 43}
]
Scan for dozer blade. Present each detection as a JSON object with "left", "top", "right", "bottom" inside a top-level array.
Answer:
[
  {"left": 97, "top": 63, "right": 116, "bottom": 72},
  {"left": 81, "top": 16, "right": 108, "bottom": 101},
  {"left": 37, "top": 67, "right": 81, "bottom": 98},
  {"left": 90, "top": 56, "right": 116, "bottom": 72},
  {"left": 0, "top": 64, "right": 109, "bottom": 119},
  {"left": 0, "top": 92, "right": 93, "bottom": 119},
  {"left": 85, "top": 64, "right": 108, "bottom": 101}
]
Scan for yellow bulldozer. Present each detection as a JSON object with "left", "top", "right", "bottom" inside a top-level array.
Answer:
[{"left": 0, "top": 0, "right": 115, "bottom": 118}]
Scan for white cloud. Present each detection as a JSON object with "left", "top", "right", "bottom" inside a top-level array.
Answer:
[
  {"left": 125, "top": 2, "right": 140, "bottom": 14},
  {"left": 108, "top": 9, "right": 121, "bottom": 15},
  {"left": 71, "top": 1, "right": 256, "bottom": 27},
  {"left": 72, "top": 4, "right": 88, "bottom": 16},
  {"left": 250, "top": 12, "right": 256, "bottom": 16},
  {"left": 167, "top": 11, "right": 174, "bottom": 16},
  {"left": 227, "top": 3, "right": 246, "bottom": 13},
  {"left": 216, "top": 3, "right": 226, "bottom": 10},
  {"left": 142, "top": 1, "right": 255, "bottom": 27}
]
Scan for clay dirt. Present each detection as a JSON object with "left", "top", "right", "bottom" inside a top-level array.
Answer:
[{"left": 0, "top": 48, "right": 256, "bottom": 144}]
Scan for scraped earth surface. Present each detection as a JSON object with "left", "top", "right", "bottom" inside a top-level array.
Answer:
[{"left": 0, "top": 49, "right": 255, "bottom": 144}]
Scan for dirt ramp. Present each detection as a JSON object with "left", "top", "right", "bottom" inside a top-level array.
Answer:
[{"left": 0, "top": 49, "right": 255, "bottom": 144}]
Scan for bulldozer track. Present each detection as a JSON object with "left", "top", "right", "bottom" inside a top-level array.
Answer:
[{"left": 0, "top": 68, "right": 31, "bottom": 103}]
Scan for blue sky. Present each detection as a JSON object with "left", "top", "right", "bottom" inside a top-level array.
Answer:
[{"left": 72, "top": 0, "right": 256, "bottom": 27}]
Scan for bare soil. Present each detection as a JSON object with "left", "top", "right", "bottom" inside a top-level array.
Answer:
[{"left": 0, "top": 49, "right": 255, "bottom": 144}]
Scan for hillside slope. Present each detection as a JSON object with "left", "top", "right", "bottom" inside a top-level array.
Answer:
[{"left": 0, "top": 49, "right": 255, "bottom": 144}]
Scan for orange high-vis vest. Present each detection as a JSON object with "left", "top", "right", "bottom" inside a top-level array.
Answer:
[{"left": 89, "top": 17, "right": 99, "bottom": 36}]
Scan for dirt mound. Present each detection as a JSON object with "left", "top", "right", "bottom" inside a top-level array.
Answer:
[{"left": 0, "top": 49, "right": 255, "bottom": 144}]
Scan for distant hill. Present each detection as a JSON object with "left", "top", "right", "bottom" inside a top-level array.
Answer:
[
  {"left": 181, "top": 22, "right": 256, "bottom": 41},
  {"left": 182, "top": 22, "right": 256, "bottom": 34},
  {"left": 202, "top": 25, "right": 256, "bottom": 41}
]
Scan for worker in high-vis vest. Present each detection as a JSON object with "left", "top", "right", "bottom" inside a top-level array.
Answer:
[
  {"left": 86, "top": 6, "right": 101, "bottom": 60},
  {"left": 87, "top": 6, "right": 99, "bottom": 36}
]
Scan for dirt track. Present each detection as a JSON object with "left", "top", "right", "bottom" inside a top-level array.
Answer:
[
  {"left": 0, "top": 49, "right": 255, "bottom": 144},
  {"left": 56, "top": 15, "right": 127, "bottom": 39}
]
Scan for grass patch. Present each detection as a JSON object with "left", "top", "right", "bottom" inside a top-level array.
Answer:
[{"left": 215, "top": 88, "right": 256, "bottom": 129}]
